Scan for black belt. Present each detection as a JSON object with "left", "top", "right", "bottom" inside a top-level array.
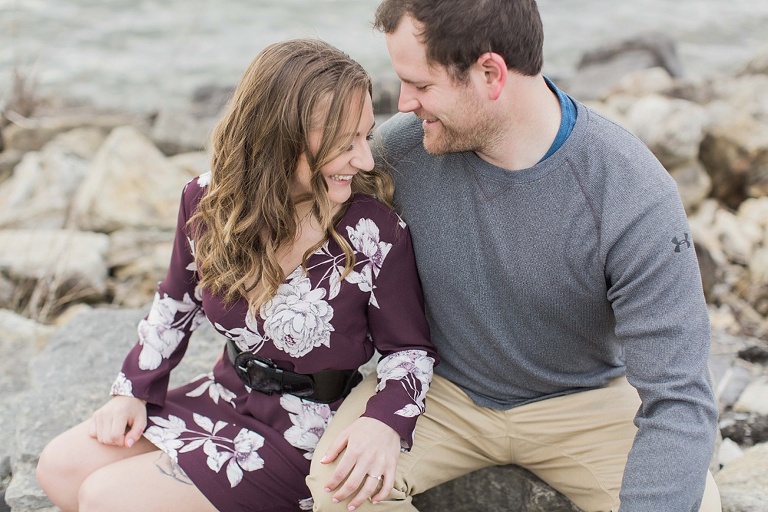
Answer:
[{"left": 226, "top": 339, "right": 361, "bottom": 403}]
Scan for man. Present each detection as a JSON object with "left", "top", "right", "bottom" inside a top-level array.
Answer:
[{"left": 307, "top": 1, "right": 721, "bottom": 511}]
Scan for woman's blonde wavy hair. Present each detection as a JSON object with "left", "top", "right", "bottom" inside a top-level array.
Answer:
[{"left": 191, "top": 38, "right": 394, "bottom": 312}]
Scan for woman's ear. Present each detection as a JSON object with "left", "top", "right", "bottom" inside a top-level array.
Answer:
[{"left": 476, "top": 52, "right": 508, "bottom": 101}]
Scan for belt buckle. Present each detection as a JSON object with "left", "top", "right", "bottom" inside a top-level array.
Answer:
[
  {"left": 236, "top": 354, "right": 283, "bottom": 395},
  {"left": 235, "top": 353, "right": 316, "bottom": 398}
]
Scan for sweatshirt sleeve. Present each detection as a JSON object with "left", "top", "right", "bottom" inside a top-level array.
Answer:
[
  {"left": 354, "top": 209, "right": 438, "bottom": 450},
  {"left": 110, "top": 177, "right": 207, "bottom": 406},
  {"left": 604, "top": 186, "right": 718, "bottom": 511}
]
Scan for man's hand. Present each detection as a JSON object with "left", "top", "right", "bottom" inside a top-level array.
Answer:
[
  {"left": 88, "top": 395, "right": 148, "bottom": 448},
  {"left": 321, "top": 417, "right": 401, "bottom": 510}
]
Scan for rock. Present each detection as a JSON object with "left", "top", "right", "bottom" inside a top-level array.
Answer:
[
  {"left": 715, "top": 442, "right": 768, "bottom": 512},
  {"left": 0, "top": 310, "right": 54, "bottom": 395},
  {"left": 624, "top": 95, "right": 707, "bottom": 170},
  {"left": 107, "top": 229, "right": 174, "bottom": 308},
  {"left": 737, "top": 343, "right": 768, "bottom": 365},
  {"left": 0, "top": 491, "right": 12, "bottom": 512},
  {"left": 0, "top": 398, "right": 19, "bottom": 494},
  {"left": 669, "top": 159, "right": 712, "bottom": 213},
  {"left": 708, "top": 305, "right": 742, "bottom": 335},
  {"left": 700, "top": 113, "right": 768, "bottom": 208},
  {"left": 151, "top": 82, "right": 231, "bottom": 155},
  {"left": 732, "top": 377, "right": 768, "bottom": 415},
  {"left": 3, "top": 308, "right": 222, "bottom": 511},
  {"left": 565, "top": 33, "right": 683, "bottom": 101},
  {"left": 190, "top": 84, "right": 233, "bottom": 117},
  {"left": 711, "top": 209, "right": 762, "bottom": 266},
  {"left": 0, "top": 127, "right": 106, "bottom": 229},
  {"left": 718, "top": 437, "right": 744, "bottom": 467},
  {"left": 373, "top": 79, "right": 401, "bottom": 118},
  {"left": 744, "top": 249, "right": 768, "bottom": 314},
  {"left": 412, "top": 464, "right": 582, "bottom": 512},
  {"left": 606, "top": 66, "right": 676, "bottom": 98},
  {"left": 694, "top": 240, "right": 719, "bottom": 302},
  {"left": 719, "top": 413, "right": 768, "bottom": 447},
  {"left": 718, "top": 293, "right": 768, "bottom": 341},
  {"left": 737, "top": 197, "right": 768, "bottom": 231},
  {"left": 739, "top": 48, "right": 768, "bottom": 76},
  {"left": 581, "top": 97, "right": 630, "bottom": 128},
  {"left": 1, "top": 112, "right": 149, "bottom": 153},
  {"left": 3, "top": 460, "right": 52, "bottom": 512},
  {"left": 0, "top": 230, "right": 110, "bottom": 318},
  {"left": 712, "top": 360, "right": 753, "bottom": 411},
  {"left": 0, "top": 149, "right": 22, "bottom": 184},
  {"left": 69, "top": 126, "right": 192, "bottom": 233},
  {"left": 0, "top": 276, "right": 13, "bottom": 311},
  {"left": 711, "top": 75, "right": 768, "bottom": 123},
  {"left": 150, "top": 109, "right": 218, "bottom": 155},
  {"left": 169, "top": 151, "right": 211, "bottom": 178}
]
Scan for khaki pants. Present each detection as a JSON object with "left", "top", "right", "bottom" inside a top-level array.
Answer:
[{"left": 307, "top": 373, "right": 721, "bottom": 512}]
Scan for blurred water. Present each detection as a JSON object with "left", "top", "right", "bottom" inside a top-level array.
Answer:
[{"left": 1, "top": 0, "right": 767, "bottom": 112}]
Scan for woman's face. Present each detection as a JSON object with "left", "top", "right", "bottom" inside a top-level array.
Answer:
[{"left": 293, "top": 91, "right": 375, "bottom": 207}]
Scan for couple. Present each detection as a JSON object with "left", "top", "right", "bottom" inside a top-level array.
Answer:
[{"left": 36, "top": 1, "right": 721, "bottom": 511}]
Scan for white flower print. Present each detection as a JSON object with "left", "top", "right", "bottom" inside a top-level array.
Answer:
[
  {"left": 346, "top": 218, "right": 392, "bottom": 277},
  {"left": 345, "top": 218, "right": 392, "bottom": 307},
  {"left": 197, "top": 171, "right": 211, "bottom": 188},
  {"left": 280, "top": 395, "right": 334, "bottom": 460},
  {"left": 138, "top": 292, "right": 204, "bottom": 370},
  {"left": 146, "top": 413, "right": 265, "bottom": 489},
  {"left": 204, "top": 427, "right": 265, "bottom": 487},
  {"left": 110, "top": 372, "right": 133, "bottom": 397},
  {"left": 376, "top": 350, "right": 435, "bottom": 418},
  {"left": 260, "top": 270, "right": 334, "bottom": 358},
  {"left": 186, "top": 373, "right": 237, "bottom": 407},
  {"left": 233, "top": 428, "right": 266, "bottom": 471},
  {"left": 299, "top": 497, "right": 314, "bottom": 510},
  {"left": 144, "top": 414, "right": 188, "bottom": 460},
  {"left": 216, "top": 322, "right": 265, "bottom": 354},
  {"left": 186, "top": 236, "right": 197, "bottom": 272}
]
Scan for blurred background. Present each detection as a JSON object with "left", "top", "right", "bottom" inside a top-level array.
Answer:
[{"left": 1, "top": 0, "right": 768, "bottom": 112}]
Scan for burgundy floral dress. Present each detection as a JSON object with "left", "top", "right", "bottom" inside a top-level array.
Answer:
[{"left": 110, "top": 173, "right": 437, "bottom": 512}]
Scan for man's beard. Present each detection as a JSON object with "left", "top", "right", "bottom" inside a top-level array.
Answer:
[{"left": 422, "top": 115, "right": 496, "bottom": 156}]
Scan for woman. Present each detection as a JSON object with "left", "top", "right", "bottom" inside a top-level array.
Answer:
[{"left": 36, "top": 39, "right": 437, "bottom": 512}]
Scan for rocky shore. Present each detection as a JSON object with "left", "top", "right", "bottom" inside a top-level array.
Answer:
[{"left": 1, "top": 36, "right": 767, "bottom": 511}]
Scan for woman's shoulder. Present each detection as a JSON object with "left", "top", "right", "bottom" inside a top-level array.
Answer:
[
  {"left": 342, "top": 194, "right": 408, "bottom": 240},
  {"left": 181, "top": 172, "right": 211, "bottom": 209}
]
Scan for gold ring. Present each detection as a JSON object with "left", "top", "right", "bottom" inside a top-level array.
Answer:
[{"left": 367, "top": 474, "right": 382, "bottom": 481}]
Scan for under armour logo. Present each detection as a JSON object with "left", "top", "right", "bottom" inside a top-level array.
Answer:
[{"left": 672, "top": 233, "right": 692, "bottom": 252}]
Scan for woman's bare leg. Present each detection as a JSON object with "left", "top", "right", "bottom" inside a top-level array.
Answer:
[
  {"left": 77, "top": 449, "right": 218, "bottom": 512},
  {"left": 36, "top": 420, "right": 157, "bottom": 512}
]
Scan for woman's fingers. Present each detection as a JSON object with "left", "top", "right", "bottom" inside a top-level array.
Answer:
[{"left": 347, "top": 472, "right": 385, "bottom": 510}]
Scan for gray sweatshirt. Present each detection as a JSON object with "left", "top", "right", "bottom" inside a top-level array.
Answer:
[{"left": 376, "top": 102, "right": 718, "bottom": 511}]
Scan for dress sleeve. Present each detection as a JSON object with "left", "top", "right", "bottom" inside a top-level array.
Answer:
[
  {"left": 354, "top": 212, "right": 439, "bottom": 450},
  {"left": 110, "top": 178, "right": 207, "bottom": 406}
]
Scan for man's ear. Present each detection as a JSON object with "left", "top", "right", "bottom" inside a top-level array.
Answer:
[{"left": 476, "top": 52, "right": 507, "bottom": 100}]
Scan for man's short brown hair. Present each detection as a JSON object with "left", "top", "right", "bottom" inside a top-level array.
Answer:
[{"left": 374, "top": 0, "right": 544, "bottom": 82}]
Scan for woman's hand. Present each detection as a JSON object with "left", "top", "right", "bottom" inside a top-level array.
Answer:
[
  {"left": 88, "top": 395, "right": 148, "bottom": 448},
  {"left": 320, "top": 417, "right": 401, "bottom": 510}
]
